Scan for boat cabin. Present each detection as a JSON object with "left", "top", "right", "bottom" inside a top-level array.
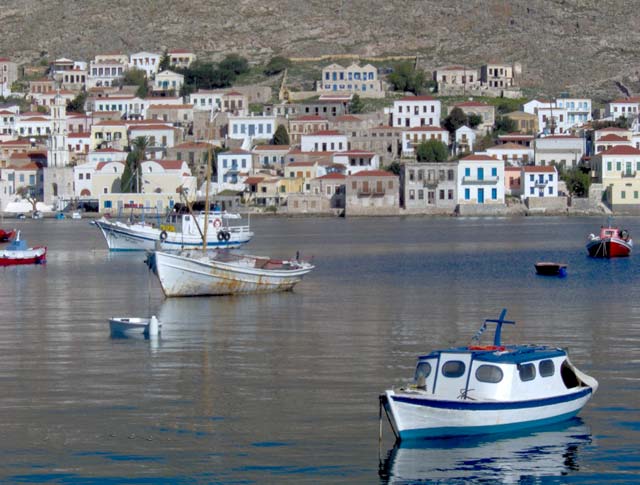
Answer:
[
  {"left": 413, "top": 346, "right": 587, "bottom": 402},
  {"left": 160, "top": 211, "right": 231, "bottom": 236}
]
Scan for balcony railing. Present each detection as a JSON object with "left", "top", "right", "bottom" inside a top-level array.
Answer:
[{"left": 462, "top": 175, "right": 499, "bottom": 185}]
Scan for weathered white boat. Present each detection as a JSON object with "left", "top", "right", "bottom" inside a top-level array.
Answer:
[
  {"left": 109, "top": 316, "right": 160, "bottom": 337},
  {"left": 146, "top": 250, "right": 314, "bottom": 297},
  {"left": 380, "top": 310, "right": 598, "bottom": 440},
  {"left": 94, "top": 211, "right": 253, "bottom": 251}
]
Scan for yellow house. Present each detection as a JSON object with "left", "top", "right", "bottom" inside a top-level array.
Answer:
[
  {"left": 91, "top": 120, "right": 129, "bottom": 150},
  {"left": 277, "top": 177, "right": 304, "bottom": 199},
  {"left": 286, "top": 161, "right": 327, "bottom": 192},
  {"left": 597, "top": 145, "right": 640, "bottom": 212}
]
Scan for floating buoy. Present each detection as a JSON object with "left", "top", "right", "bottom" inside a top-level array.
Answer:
[{"left": 149, "top": 315, "right": 159, "bottom": 337}]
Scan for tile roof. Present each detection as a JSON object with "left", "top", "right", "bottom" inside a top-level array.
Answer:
[
  {"left": 600, "top": 145, "right": 640, "bottom": 156},
  {"left": 349, "top": 170, "right": 395, "bottom": 177},
  {"left": 522, "top": 166, "right": 556, "bottom": 173},
  {"left": 461, "top": 154, "right": 500, "bottom": 162}
]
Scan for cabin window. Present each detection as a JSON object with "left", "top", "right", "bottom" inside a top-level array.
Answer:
[
  {"left": 539, "top": 359, "right": 555, "bottom": 377},
  {"left": 475, "top": 364, "right": 503, "bottom": 383},
  {"left": 442, "top": 361, "right": 466, "bottom": 378},
  {"left": 414, "top": 362, "right": 432, "bottom": 383},
  {"left": 518, "top": 363, "right": 536, "bottom": 382}
]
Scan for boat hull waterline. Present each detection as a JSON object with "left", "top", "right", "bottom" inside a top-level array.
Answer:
[
  {"left": 0, "top": 246, "right": 47, "bottom": 266},
  {"left": 586, "top": 237, "right": 632, "bottom": 258},
  {"left": 95, "top": 219, "right": 253, "bottom": 251},
  {"left": 383, "top": 387, "right": 593, "bottom": 439},
  {"left": 152, "top": 251, "right": 314, "bottom": 297}
]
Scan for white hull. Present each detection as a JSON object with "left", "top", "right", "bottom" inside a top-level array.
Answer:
[
  {"left": 384, "top": 387, "right": 594, "bottom": 439},
  {"left": 109, "top": 317, "right": 160, "bottom": 337},
  {"left": 94, "top": 218, "right": 253, "bottom": 251},
  {"left": 152, "top": 250, "right": 314, "bottom": 297}
]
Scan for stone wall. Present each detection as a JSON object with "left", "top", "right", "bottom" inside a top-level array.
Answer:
[{"left": 525, "top": 196, "right": 568, "bottom": 212}]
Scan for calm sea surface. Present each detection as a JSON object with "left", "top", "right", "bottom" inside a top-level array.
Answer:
[{"left": 0, "top": 215, "right": 639, "bottom": 484}]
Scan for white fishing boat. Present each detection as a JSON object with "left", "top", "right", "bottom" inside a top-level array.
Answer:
[
  {"left": 380, "top": 310, "right": 598, "bottom": 440},
  {"left": 146, "top": 250, "right": 314, "bottom": 297},
  {"left": 109, "top": 316, "right": 160, "bottom": 337},
  {"left": 94, "top": 211, "right": 253, "bottom": 251}
]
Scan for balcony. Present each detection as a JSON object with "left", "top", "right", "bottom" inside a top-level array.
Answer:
[
  {"left": 534, "top": 181, "right": 548, "bottom": 188},
  {"left": 462, "top": 175, "right": 499, "bottom": 185},
  {"left": 622, "top": 171, "right": 637, "bottom": 178}
]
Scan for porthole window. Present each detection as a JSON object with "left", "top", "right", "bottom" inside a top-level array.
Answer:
[
  {"left": 539, "top": 359, "right": 555, "bottom": 377},
  {"left": 519, "top": 363, "right": 536, "bottom": 382},
  {"left": 414, "top": 362, "right": 432, "bottom": 381},
  {"left": 476, "top": 364, "right": 504, "bottom": 383},
  {"left": 442, "top": 361, "right": 466, "bottom": 378}
]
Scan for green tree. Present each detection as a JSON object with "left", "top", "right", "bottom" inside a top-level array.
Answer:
[
  {"left": 349, "top": 94, "right": 365, "bottom": 114},
  {"left": 388, "top": 62, "right": 427, "bottom": 95},
  {"left": 176, "top": 61, "right": 235, "bottom": 90},
  {"left": 494, "top": 116, "right": 517, "bottom": 134},
  {"left": 66, "top": 91, "right": 87, "bottom": 113},
  {"left": 416, "top": 139, "right": 449, "bottom": 163},
  {"left": 17, "top": 186, "right": 39, "bottom": 212},
  {"left": 443, "top": 107, "right": 468, "bottom": 134},
  {"left": 219, "top": 54, "right": 249, "bottom": 76},
  {"left": 122, "top": 136, "right": 151, "bottom": 192},
  {"left": 120, "top": 68, "right": 148, "bottom": 98},
  {"left": 561, "top": 167, "right": 591, "bottom": 197},
  {"left": 159, "top": 52, "right": 170, "bottom": 72},
  {"left": 272, "top": 124, "right": 290, "bottom": 145},
  {"left": 468, "top": 113, "right": 483, "bottom": 128},
  {"left": 264, "top": 56, "right": 291, "bottom": 76},
  {"left": 385, "top": 161, "right": 401, "bottom": 176}
]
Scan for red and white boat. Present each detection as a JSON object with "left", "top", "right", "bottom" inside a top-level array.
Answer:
[
  {"left": 586, "top": 225, "right": 632, "bottom": 258},
  {"left": 0, "top": 229, "right": 16, "bottom": 242},
  {"left": 0, "top": 232, "right": 47, "bottom": 266}
]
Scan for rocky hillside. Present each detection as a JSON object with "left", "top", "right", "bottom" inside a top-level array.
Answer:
[{"left": 2, "top": 0, "right": 638, "bottom": 99}]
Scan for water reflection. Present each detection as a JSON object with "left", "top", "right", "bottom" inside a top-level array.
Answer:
[{"left": 379, "top": 419, "right": 592, "bottom": 484}]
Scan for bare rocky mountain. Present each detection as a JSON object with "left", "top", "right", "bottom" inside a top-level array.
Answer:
[{"left": 3, "top": 0, "right": 639, "bottom": 98}]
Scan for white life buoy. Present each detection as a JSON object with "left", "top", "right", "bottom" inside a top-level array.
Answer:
[{"left": 213, "top": 218, "right": 222, "bottom": 229}]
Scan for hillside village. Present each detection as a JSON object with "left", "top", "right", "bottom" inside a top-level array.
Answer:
[{"left": 0, "top": 50, "right": 639, "bottom": 217}]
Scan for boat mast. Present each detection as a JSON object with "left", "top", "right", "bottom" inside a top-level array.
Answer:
[{"left": 202, "top": 135, "right": 213, "bottom": 253}]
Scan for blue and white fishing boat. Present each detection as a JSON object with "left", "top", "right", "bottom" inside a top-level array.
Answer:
[
  {"left": 380, "top": 310, "right": 598, "bottom": 440},
  {"left": 94, "top": 210, "right": 253, "bottom": 251}
]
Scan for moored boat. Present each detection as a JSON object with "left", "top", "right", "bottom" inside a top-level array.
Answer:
[
  {"left": 109, "top": 316, "right": 160, "bottom": 337},
  {"left": 94, "top": 210, "right": 253, "bottom": 251},
  {"left": 380, "top": 310, "right": 598, "bottom": 440},
  {"left": 0, "top": 228, "right": 16, "bottom": 242},
  {"left": 586, "top": 225, "right": 632, "bottom": 258},
  {"left": 146, "top": 249, "right": 314, "bottom": 297},
  {"left": 534, "top": 262, "right": 567, "bottom": 277},
  {"left": 0, "top": 232, "right": 47, "bottom": 266}
]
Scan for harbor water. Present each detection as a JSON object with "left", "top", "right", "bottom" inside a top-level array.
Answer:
[{"left": 0, "top": 216, "right": 639, "bottom": 483}]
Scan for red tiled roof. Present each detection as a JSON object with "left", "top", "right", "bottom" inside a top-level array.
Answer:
[
  {"left": 349, "top": 170, "right": 395, "bottom": 177},
  {"left": 305, "top": 130, "right": 343, "bottom": 136},
  {"left": 129, "top": 124, "right": 174, "bottom": 131},
  {"left": 147, "top": 159, "right": 185, "bottom": 170},
  {"left": 334, "top": 150, "right": 375, "bottom": 156},
  {"left": 147, "top": 104, "right": 194, "bottom": 110},
  {"left": 461, "top": 154, "right": 500, "bottom": 162},
  {"left": 94, "top": 148, "right": 124, "bottom": 153},
  {"left": 600, "top": 145, "right": 640, "bottom": 156},
  {"left": 316, "top": 172, "right": 346, "bottom": 180},
  {"left": 21, "top": 116, "right": 49, "bottom": 122},
  {"left": 12, "top": 162, "right": 41, "bottom": 170},
  {"left": 294, "top": 115, "right": 327, "bottom": 122},
  {"left": 407, "top": 126, "right": 446, "bottom": 132},
  {"left": 68, "top": 132, "right": 91, "bottom": 138},
  {"left": 0, "top": 110, "right": 16, "bottom": 115},
  {"left": 0, "top": 139, "right": 30, "bottom": 145},
  {"left": 253, "top": 144, "right": 290, "bottom": 151},
  {"left": 398, "top": 95, "right": 436, "bottom": 102},
  {"left": 597, "top": 134, "right": 629, "bottom": 142},
  {"left": 96, "top": 161, "right": 125, "bottom": 170},
  {"left": 333, "top": 115, "right": 361, "bottom": 122},
  {"left": 95, "top": 120, "right": 127, "bottom": 126},
  {"left": 244, "top": 176, "right": 265, "bottom": 185},
  {"left": 224, "top": 91, "right": 244, "bottom": 96},
  {"left": 489, "top": 142, "right": 530, "bottom": 150},
  {"left": 610, "top": 97, "right": 640, "bottom": 104},
  {"left": 221, "top": 149, "right": 252, "bottom": 155},
  {"left": 522, "top": 166, "right": 556, "bottom": 173}
]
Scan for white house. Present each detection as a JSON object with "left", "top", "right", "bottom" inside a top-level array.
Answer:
[
  {"left": 300, "top": 130, "right": 349, "bottom": 152},
  {"left": 457, "top": 154, "right": 505, "bottom": 205},
  {"left": 15, "top": 114, "right": 51, "bottom": 137},
  {"left": 521, "top": 166, "right": 558, "bottom": 199},
  {"left": 154, "top": 70, "right": 184, "bottom": 93},
  {"left": 534, "top": 135, "right": 586, "bottom": 168},
  {"left": 73, "top": 160, "right": 99, "bottom": 198},
  {"left": 228, "top": 115, "right": 276, "bottom": 145},
  {"left": 140, "top": 159, "right": 196, "bottom": 195},
  {"left": 88, "top": 148, "right": 128, "bottom": 164},
  {"left": 67, "top": 132, "right": 92, "bottom": 158},
  {"left": 607, "top": 97, "right": 640, "bottom": 121},
  {"left": 252, "top": 144, "right": 290, "bottom": 168},
  {"left": 93, "top": 95, "right": 144, "bottom": 118},
  {"left": 555, "top": 98, "right": 591, "bottom": 127},
  {"left": 87, "top": 60, "right": 126, "bottom": 88},
  {"left": 190, "top": 90, "right": 225, "bottom": 111},
  {"left": 486, "top": 142, "right": 534, "bottom": 166},
  {"left": 317, "top": 63, "right": 383, "bottom": 97},
  {"left": 455, "top": 125, "right": 476, "bottom": 154},
  {"left": 332, "top": 150, "right": 379, "bottom": 175},
  {"left": 0, "top": 109, "right": 16, "bottom": 139},
  {"left": 128, "top": 124, "right": 178, "bottom": 150},
  {"left": 391, "top": 96, "right": 441, "bottom": 128},
  {"left": 401, "top": 126, "right": 449, "bottom": 156},
  {"left": 217, "top": 149, "right": 253, "bottom": 191},
  {"left": 129, "top": 51, "right": 161, "bottom": 78}
]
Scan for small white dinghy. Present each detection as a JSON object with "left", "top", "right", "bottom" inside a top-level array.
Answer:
[{"left": 109, "top": 315, "right": 161, "bottom": 338}]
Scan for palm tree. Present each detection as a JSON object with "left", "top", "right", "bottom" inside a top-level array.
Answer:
[{"left": 129, "top": 136, "right": 150, "bottom": 192}]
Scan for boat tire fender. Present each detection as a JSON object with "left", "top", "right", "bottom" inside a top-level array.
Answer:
[
  {"left": 223, "top": 231, "right": 231, "bottom": 241},
  {"left": 217, "top": 231, "right": 225, "bottom": 242},
  {"left": 159, "top": 230, "right": 168, "bottom": 242}
]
